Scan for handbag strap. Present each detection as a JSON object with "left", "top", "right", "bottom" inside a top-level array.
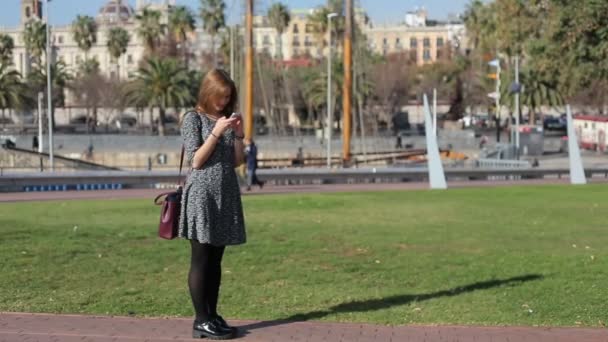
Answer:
[{"left": 178, "top": 145, "right": 185, "bottom": 186}]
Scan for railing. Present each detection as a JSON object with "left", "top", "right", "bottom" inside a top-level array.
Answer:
[
  {"left": 1, "top": 168, "right": 608, "bottom": 192},
  {"left": 475, "top": 159, "right": 531, "bottom": 169}
]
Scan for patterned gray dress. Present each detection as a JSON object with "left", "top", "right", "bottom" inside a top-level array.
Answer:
[{"left": 178, "top": 111, "right": 246, "bottom": 246}]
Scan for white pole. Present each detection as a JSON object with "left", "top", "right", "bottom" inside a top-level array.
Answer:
[
  {"left": 326, "top": 14, "right": 337, "bottom": 168},
  {"left": 496, "top": 61, "right": 501, "bottom": 142},
  {"left": 230, "top": 25, "right": 234, "bottom": 79},
  {"left": 432, "top": 88, "right": 437, "bottom": 136},
  {"left": 45, "top": 0, "right": 54, "bottom": 171},
  {"left": 37, "top": 92, "right": 43, "bottom": 154},
  {"left": 514, "top": 55, "right": 520, "bottom": 158}
]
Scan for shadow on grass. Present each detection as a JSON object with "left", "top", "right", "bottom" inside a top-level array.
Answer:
[{"left": 236, "top": 274, "right": 543, "bottom": 335}]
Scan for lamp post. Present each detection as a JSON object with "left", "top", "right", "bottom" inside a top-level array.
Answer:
[
  {"left": 45, "top": 0, "right": 54, "bottom": 171},
  {"left": 326, "top": 12, "right": 338, "bottom": 168}
]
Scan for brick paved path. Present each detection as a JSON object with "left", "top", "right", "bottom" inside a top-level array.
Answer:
[{"left": 1, "top": 313, "right": 607, "bottom": 342}]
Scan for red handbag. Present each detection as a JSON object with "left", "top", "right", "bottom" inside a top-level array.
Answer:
[{"left": 155, "top": 146, "right": 185, "bottom": 240}]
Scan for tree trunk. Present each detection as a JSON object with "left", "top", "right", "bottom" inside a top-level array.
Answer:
[
  {"left": 149, "top": 107, "right": 155, "bottom": 135},
  {"left": 212, "top": 33, "right": 217, "bottom": 68},
  {"left": 183, "top": 38, "right": 189, "bottom": 69},
  {"left": 158, "top": 106, "right": 166, "bottom": 136},
  {"left": 92, "top": 106, "right": 98, "bottom": 133}
]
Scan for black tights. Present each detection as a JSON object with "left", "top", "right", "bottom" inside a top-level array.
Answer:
[{"left": 188, "top": 241, "right": 225, "bottom": 322}]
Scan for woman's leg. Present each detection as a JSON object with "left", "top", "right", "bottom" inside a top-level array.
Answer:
[
  {"left": 206, "top": 245, "right": 226, "bottom": 318},
  {"left": 189, "top": 240, "right": 212, "bottom": 322}
]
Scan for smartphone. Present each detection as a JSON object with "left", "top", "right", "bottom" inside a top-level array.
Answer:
[{"left": 230, "top": 112, "right": 239, "bottom": 118}]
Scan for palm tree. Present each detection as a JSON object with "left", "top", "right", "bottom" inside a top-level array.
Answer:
[
  {"left": 199, "top": 0, "right": 226, "bottom": 67},
  {"left": 463, "top": 0, "right": 485, "bottom": 50},
  {"left": 71, "top": 15, "right": 97, "bottom": 62},
  {"left": 22, "top": 19, "right": 46, "bottom": 67},
  {"left": 27, "top": 61, "right": 73, "bottom": 129},
  {"left": 267, "top": 2, "right": 291, "bottom": 134},
  {"left": 267, "top": 3, "right": 290, "bottom": 60},
  {"left": 302, "top": 58, "right": 344, "bottom": 130},
  {"left": 169, "top": 5, "right": 196, "bottom": 67},
  {"left": 307, "top": 0, "right": 344, "bottom": 51},
  {"left": 107, "top": 27, "right": 130, "bottom": 79},
  {"left": 0, "top": 34, "right": 15, "bottom": 65},
  {"left": 0, "top": 63, "right": 28, "bottom": 111},
  {"left": 499, "top": 67, "right": 563, "bottom": 125},
  {"left": 136, "top": 8, "right": 165, "bottom": 54},
  {"left": 126, "top": 57, "right": 193, "bottom": 136}
]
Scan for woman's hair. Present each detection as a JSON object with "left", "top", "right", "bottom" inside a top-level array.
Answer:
[{"left": 195, "top": 69, "right": 238, "bottom": 118}]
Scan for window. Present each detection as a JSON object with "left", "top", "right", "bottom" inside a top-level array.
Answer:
[
  {"left": 304, "top": 36, "right": 312, "bottom": 47},
  {"left": 409, "top": 49, "right": 417, "bottom": 62},
  {"left": 437, "top": 38, "right": 444, "bottom": 47},
  {"left": 305, "top": 24, "right": 314, "bottom": 33},
  {"left": 423, "top": 49, "right": 431, "bottom": 61},
  {"left": 383, "top": 38, "right": 388, "bottom": 46},
  {"left": 293, "top": 36, "right": 300, "bottom": 47},
  {"left": 410, "top": 38, "right": 417, "bottom": 48},
  {"left": 25, "top": 6, "right": 31, "bottom": 18},
  {"left": 437, "top": 49, "right": 443, "bottom": 59},
  {"left": 263, "top": 35, "right": 270, "bottom": 45},
  {"left": 423, "top": 38, "right": 430, "bottom": 47},
  {"left": 293, "top": 24, "right": 299, "bottom": 34},
  {"left": 127, "top": 55, "right": 133, "bottom": 64},
  {"left": 396, "top": 38, "right": 400, "bottom": 44},
  {"left": 58, "top": 36, "right": 63, "bottom": 44}
]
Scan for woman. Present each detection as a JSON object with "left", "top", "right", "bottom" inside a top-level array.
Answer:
[{"left": 179, "top": 69, "right": 246, "bottom": 340}]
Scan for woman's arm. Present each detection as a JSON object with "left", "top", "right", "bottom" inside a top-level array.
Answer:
[
  {"left": 182, "top": 113, "right": 236, "bottom": 170},
  {"left": 232, "top": 114, "right": 245, "bottom": 167},
  {"left": 234, "top": 138, "right": 245, "bottom": 166},
  {"left": 191, "top": 135, "right": 220, "bottom": 169}
]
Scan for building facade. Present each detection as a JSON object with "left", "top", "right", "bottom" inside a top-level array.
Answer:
[
  {"left": 252, "top": 6, "right": 466, "bottom": 66},
  {"left": 1, "top": 0, "right": 201, "bottom": 81},
  {"left": 363, "top": 9, "right": 467, "bottom": 65}
]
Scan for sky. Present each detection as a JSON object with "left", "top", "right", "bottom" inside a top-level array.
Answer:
[{"left": 0, "top": 0, "right": 472, "bottom": 28}]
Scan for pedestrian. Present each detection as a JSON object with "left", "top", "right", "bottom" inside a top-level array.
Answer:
[
  {"left": 479, "top": 135, "right": 489, "bottom": 149},
  {"left": 179, "top": 69, "right": 246, "bottom": 340},
  {"left": 395, "top": 135, "right": 403, "bottom": 149},
  {"left": 32, "top": 136, "right": 39, "bottom": 151},
  {"left": 244, "top": 138, "right": 265, "bottom": 191}
]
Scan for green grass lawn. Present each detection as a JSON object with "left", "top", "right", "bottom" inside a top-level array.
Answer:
[{"left": 1, "top": 185, "right": 607, "bottom": 327}]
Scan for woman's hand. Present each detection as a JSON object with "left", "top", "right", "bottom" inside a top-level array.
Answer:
[
  {"left": 212, "top": 116, "right": 237, "bottom": 137},
  {"left": 231, "top": 113, "right": 244, "bottom": 137}
]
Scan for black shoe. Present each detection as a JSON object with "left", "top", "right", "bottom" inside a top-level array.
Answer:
[
  {"left": 259, "top": 181, "right": 265, "bottom": 189},
  {"left": 212, "top": 315, "right": 238, "bottom": 335},
  {"left": 192, "top": 319, "right": 234, "bottom": 339}
]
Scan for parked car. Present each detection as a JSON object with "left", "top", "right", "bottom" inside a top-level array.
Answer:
[
  {"left": 111, "top": 113, "right": 137, "bottom": 129},
  {"left": 69, "top": 114, "right": 93, "bottom": 125}
]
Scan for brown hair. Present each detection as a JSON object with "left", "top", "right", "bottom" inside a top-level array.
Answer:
[{"left": 195, "top": 69, "right": 237, "bottom": 118}]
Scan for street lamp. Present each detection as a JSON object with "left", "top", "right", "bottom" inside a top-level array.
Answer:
[
  {"left": 45, "top": 0, "right": 54, "bottom": 171},
  {"left": 326, "top": 12, "right": 338, "bottom": 168}
]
